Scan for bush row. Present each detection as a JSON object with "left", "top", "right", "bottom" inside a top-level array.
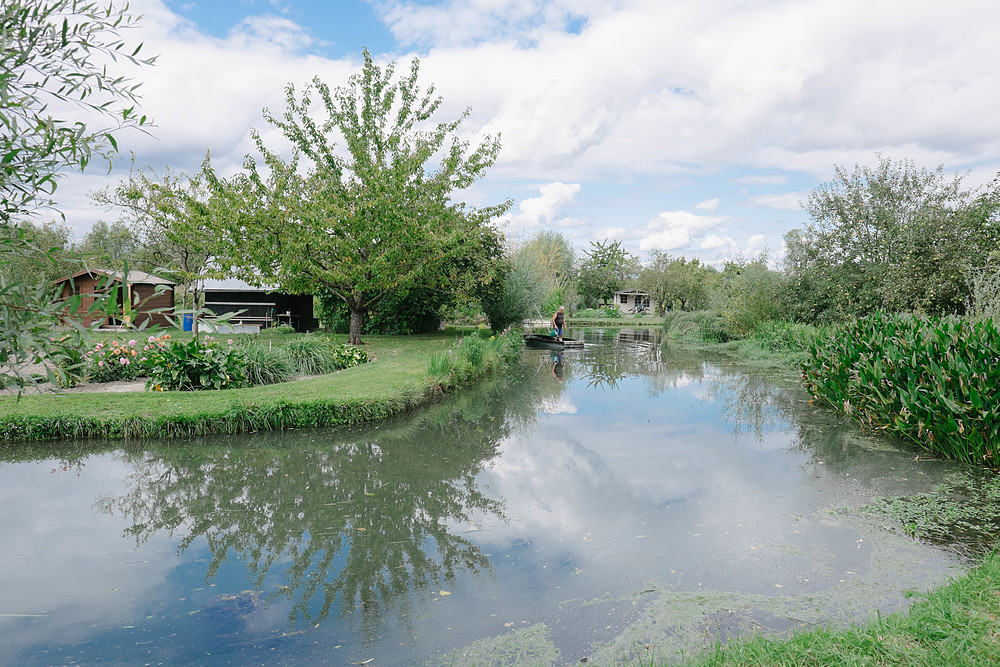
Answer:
[
  {"left": 802, "top": 311, "right": 1000, "bottom": 465},
  {"left": 79, "top": 334, "right": 369, "bottom": 391}
]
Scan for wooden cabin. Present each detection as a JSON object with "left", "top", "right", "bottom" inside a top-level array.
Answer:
[
  {"left": 200, "top": 278, "right": 317, "bottom": 333},
  {"left": 55, "top": 269, "right": 176, "bottom": 328}
]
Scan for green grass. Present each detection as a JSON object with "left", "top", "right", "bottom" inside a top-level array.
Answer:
[
  {"left": 0, "top": 332, "right": 464, "bottom": 442},
  {"left": 667, "top": 553, "right": 1000, "bottom": 667}
]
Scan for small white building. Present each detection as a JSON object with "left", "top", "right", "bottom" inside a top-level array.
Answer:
[{"left": 613, "top": 289, "right": 654, "bottom": 314}]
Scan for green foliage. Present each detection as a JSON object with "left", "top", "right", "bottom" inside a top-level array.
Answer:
[
  {"left": 202, "top": 49, "right": 509, "bottom": 344},
  {"left": 427, "top": 329, "right": 524, "bottom": 392},
  {"left": 268, "top": 324, "right": 296, "bottom": 335},
  {"left": 86, "top": 337, "right": 148, "bottom": 383},
  {"left": 749, "top": 320, "right": 826, "bottom": 355},
  {"left": 280, "top": 335, "right": 339, "bottom": 375},
  {"left": 477, "top": 253, "right": 544, "bottom": 332},
  {"left": 513, "top": 230, "right": 577, "bottom": 313},
  {"left": 662, "top": 309, "right": 732, "bottom": 342},
  {"left": 459, "top": 332, "right": 489, "bottom": 368},
  {"left": 638, "top": 251, "right": 715, "bottom": 314},
  {"left": 687, "top": 554, "right": 1000, "bottom": 667},
  {"left": 802, "top": 312, "right": 1000, "bottom": 465},
  {"left": 577, "top": 239, "right": 639, "bottom": 308},
  {"left": 1, "top": 0, "right": 153, "bottom": 221},
  {"left": 791, "top": 156, "right": 1000, "bottom": 319},
  {"left": 330, "top": 344, "right": 369, "bottom": 370},
  {"left": 235, "top": 343, "right": 295, "bottom": 386},
  {"left": 862, "top": 470, "right": 1000, "bottom": 558},
  {"left": 146, "top": 336, "right": 246, "bottom": 391},
  {"left": 77, "top": 220, "right": 141, "bottom": 269},
  {"left": 713, "top": 254, "right": 784, "bottom": 337},
  {"left": 0, "top": 220, "right": 75, "bottom": 284}
]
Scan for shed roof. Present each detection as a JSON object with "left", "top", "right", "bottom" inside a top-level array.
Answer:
[
  {"left": 200, "top": 278, "right": 279, "bottom": 292},
  {"left": 55, "top": 269, "right": 175, "bottom": 286}
]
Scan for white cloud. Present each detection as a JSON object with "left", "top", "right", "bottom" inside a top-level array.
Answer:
[
  {"left": 746, "top": 192, "right": 807, "bottom": 211},
  {"left": 503, "top": 182, "right": 582, "bottom": 232},
  {"left": 637, "top": 210, "right": 732, "bottom": 252},
  {"left": 695, "top": 198, "right": 721, "bottom": 213}
]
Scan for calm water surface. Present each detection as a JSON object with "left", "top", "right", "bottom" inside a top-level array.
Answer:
[{"left": 0, "top": 328, "right": 965, "bottom": 665}]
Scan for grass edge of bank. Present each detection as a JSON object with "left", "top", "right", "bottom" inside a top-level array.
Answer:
[
  {"left": 663, "top": 553, "right": 1000, "bottom": 667},
  {"left": 0, "top": 331, "right": 522, "bottom": 442}
]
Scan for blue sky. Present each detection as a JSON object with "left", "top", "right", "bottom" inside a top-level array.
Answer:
[{"left": 56, "top": 0, "right": 1000, "bottom": 267}]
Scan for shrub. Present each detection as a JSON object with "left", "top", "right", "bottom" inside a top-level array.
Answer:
[
  {"left": 750, "top": 320, "right": 826, "bottom": 355},
  {"left": 458, "top": 331, "right": 488, "bottom": 368},
  {"left": 601, "top": 306, "right": 621, "bottom": 318},
  {"left": 802, "top": 312, "right": 1000, "bottom": 465},
  {"left": 146, "top": 336, "right": 246, "bottom": 391},
  {"left": 331, "top": 344, "right": 369, "bottom": 370},
  {"left": 267, "top": 324, "right": 296, "bottom": 335}
]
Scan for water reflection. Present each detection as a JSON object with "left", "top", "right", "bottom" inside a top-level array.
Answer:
[{"left": 92, "top": 371, "right": 556, "bottom": 635}]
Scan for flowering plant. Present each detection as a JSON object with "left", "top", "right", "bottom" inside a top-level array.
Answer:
[{"left": 85, "top": 335, "right": 170, "bottom": 383}]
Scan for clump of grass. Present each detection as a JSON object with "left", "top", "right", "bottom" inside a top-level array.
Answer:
[
  {"left": 281, "top": 335, "right": 338, "bottom": 375},
  {"left": 427, "top": 328, "right": 524, "bottom": 392},
  {"left": 236, "top": 343, "right": 295, "bottom": 386}
]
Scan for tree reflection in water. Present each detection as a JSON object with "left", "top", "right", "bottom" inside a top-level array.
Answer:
[{"left": 93, "top": 367, "right": 558, "bottom": 636}]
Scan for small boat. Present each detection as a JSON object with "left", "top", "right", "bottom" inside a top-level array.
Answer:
[{"left": 524, "top": 333, "right": 584, "bottom": 349}]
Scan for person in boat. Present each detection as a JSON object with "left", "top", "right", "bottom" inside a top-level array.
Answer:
[{"left": 551, "top": 306, "right": 565, "bottom": 342}]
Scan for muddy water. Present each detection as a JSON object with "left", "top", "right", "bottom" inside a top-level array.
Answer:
[{"left": 0, "top": 328, "right": 965, "bottom": 665}]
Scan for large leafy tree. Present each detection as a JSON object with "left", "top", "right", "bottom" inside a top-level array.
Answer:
[
  {"left": 795, "top": 155, "right": 999, "bottom": 318},
  {"left": 204, "top": 50, "right": 510, "bottom": 344},
  {"left": 0, "top": 0, "right": 152, "bottom": 392},
  {"left": 577, "top": 239, "right": 639, "bottom": 308}
]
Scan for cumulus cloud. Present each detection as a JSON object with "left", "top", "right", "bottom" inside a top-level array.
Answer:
[
  {"left": 503, "top": 181, "right": 582, "bottom": 232},
  {"left": 637, "top": 210, "right": 732, "bottom": 252}
]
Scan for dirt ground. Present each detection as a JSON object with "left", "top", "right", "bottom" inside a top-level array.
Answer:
[{"left": 0, "top": 362, "right": 146, "bottom": 396}]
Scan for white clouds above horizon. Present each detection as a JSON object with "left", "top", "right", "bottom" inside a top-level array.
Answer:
[{"left": 48, "top": 0, "right": 1000, "bottom": 269}]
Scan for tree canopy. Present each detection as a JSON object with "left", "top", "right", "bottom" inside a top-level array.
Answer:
[
  {"left": 578, "top": 239, "right": 639, "bottom": 308},
  {"left": 203, "top": 50, "right": 509, "bottom": 344}
]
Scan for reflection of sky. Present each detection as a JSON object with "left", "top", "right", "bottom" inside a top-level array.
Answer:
[
  {"left": 0, "top": 457, "right": 179, "bottom": 655},
  {"left": 0, "top": 338, "right": 966, "bottom": 664}
]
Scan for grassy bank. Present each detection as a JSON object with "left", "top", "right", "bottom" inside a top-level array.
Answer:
[
  {"left": 0, "top": 331, "right": 510, "bottom": 442},
  {"left": 665, "top": 553, "right": 1000, "bottom": 667}
]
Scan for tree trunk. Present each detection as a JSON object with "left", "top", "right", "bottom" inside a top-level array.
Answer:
[{"left": 348, "top": 307, "right": 364, "bottom": 345}]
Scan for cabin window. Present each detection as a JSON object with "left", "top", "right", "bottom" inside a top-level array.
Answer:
[
  {"left": 642, "top": 296, "right": 650, "bottom": 308},
  {"left": 621, "top": 294, "right": 629, "bottom": 305}
]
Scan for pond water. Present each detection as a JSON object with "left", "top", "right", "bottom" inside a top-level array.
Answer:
[{"left": 0, "top": 328, "right": 966, "bottom": 665}]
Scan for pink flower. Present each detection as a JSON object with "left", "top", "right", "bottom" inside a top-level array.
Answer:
[
  {"left": 227, "top": 339, "right": 233, "bottom": 345},
  {"left": 98, "top": 361, "right": 104, "bottom": 367},
  {"left": 119, "top": 358, "right": 128, "bottom": 365},
  {"left": 128, "top": 339, "right": 137, "bottom": 347},
  {"left": 148, "top": 336, "right": 156, "bottom": 343}
]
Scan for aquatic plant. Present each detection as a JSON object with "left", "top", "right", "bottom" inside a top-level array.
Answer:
[{"left": 802, "top": 311, "right": 1000, "bottom": 465}]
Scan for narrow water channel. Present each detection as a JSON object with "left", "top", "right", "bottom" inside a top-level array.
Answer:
[{"left": 0, "top": 328, "right": 965, "bottom": 665}]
